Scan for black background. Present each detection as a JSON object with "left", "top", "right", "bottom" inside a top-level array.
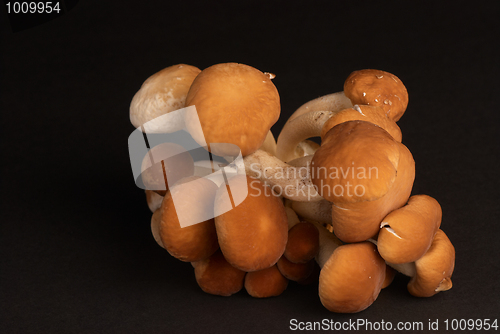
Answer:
[{"left": 1, "top": 1, "right": 499, "bottom": 333}]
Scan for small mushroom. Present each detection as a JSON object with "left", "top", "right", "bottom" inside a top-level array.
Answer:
[
  {"left": 389, "top": 229, "right": 455, "bottom": 297},
  {"left": 192, "top": 250, "right": 246, "bottom": 296},
  {"left": 277, "top": 256, "right": 315, "bottom": 282},
  {"left": 145, "top": 190, "right": 164, "bottom": 213},
  {"left": 378, "top": 195, "right": 442, "bottom": 264},
  {"left": 214, "top": 175, "right": 288, "bottom": 271},
  {"left": 130, "top": 64, "right": 201, "bottom": 132},
  {"left": 344, "top": 69, "right": 408, "bottom": 121},
  {"left": 244, "top": 265, "right": 288, "bottom": 298},
  {"left": 407, "top": 229, "right": 454, "bottom": 297},
  {"left": 320, "top": 105, "right": 402, "bottom": 142},
  {"left": 159, "top": 176, "right": 219, "bottom": 262},
  {"left": 185, "top": 63, "right": 280, "bottom": 157},
  {"left": 311, "top": 121, "right": 415, "bottom": 242},
  {"left": 372, "top": 229, "right": 455, "bottom": 297},
  {"left": 312, "top": 221, "right": 387, "bottom": 313},
  {"left": 284, "top": 222, "right": 320, "bottom": 264}
]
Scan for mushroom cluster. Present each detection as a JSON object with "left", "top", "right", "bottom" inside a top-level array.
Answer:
[{"left": 132, "top": 64, "right": 455, "bottom": 312}]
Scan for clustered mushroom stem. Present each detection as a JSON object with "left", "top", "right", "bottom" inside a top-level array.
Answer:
[
  {"left": 276, "top": 110, "right": 335, "bottom": 163},
  {"left": 242, "top": 149, "right": 323, "bottom": 202},
  {"left": 308, "top": 221, "right": 343, "bottom": 268},
  {"left": 284, "top": 91, "right": 353, "bottom": 126},
  {"left": 276, "top": 92, "right": 353, "bottom": 163},
  {"left": 290, "top": 199, "right": 332, "bottom": 226}
]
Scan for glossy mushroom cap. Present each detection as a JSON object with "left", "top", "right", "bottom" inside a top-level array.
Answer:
[
  {"left": 284, "top": 222, "right": 320, "bottom": 264},
  {"left": 312, "top": 120, "right": 414, "bottom": 242},
  {"left": 244, "top": 265, "right": 288, "bottom": 298},
  {"left": 329, "top": 139, "right": 415, "bottom": 242},
  {"left": 140, "top": 142, "right": 194, "bottom": 196},
  {"left": 378, "top": 195, "right": 442, "bottom": 264},
  {"left": 214, "top": 175, "right": 288, "bottom": 272},
  {"left": 185, "top": 63, "right": 280, "bottom": 156},
  {"left": 407, "top": 229, "right": 455, "bottom": 297},
  {"left": 312, "top": 120, "right": 401, "bottom": 204},
  {"left": 344, "top": 69, "right": 408, "bottom": 122},
  {"left": 192, "top": 250, "right": 246, "bottom": 296},
  {"left": 159, "top": 176, "right": 219, "bottom": 262},
  {"left": 321, "top": 105, "right": 402, "bottom": 142},
  {"left": 319, "top": 242, "right": 386, "bottom": 313},
  {"left": 130, "top": 64, "right": 201, "bottom": 132}
]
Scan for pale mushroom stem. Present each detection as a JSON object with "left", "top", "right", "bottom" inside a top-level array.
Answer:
[
  {"left": 308, "top": 221, "right": 342, "bottom": 268},
  {"left": 276, "top": 92, "right": 353, "bottom": 162},
  {"left": 284, "top": 91, "right": 353, "bottom": 126},
  {"left": 259, "top": 130, "right": 277, "bottom": 156},
  {"left": 276, "top": 110, "right": 334, "bottom": 163},
  {"left": 285, "top": 207, "right": 301, "bottom": 230},
  {"left": 290, "top": 199, "right": 332, "bottom": 226},
  {"left": 243, "top": 149, "right": 322, "bottom": 202}
]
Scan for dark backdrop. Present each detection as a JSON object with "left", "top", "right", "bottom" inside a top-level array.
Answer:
[{"left": 1, "top": 1, "right": 499, "bottom": 333}]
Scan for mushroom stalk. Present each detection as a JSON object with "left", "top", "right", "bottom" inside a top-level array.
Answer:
[
  {"left": 276, "top": 110, "right": 335, "bottom": 163},
  {"left": 308, "top": 221, "right": 343, "bottom": 268},
  {"left": 289, "top": 199, "right": 332, "bottom": 225},
  {"left": 276, "top": 92, "right": 353, "bottom": 162},
  {"left": 243, "top": 149, "right": 322, "bottom": 202},
  {"left": 284, "top": 91, "right": 352, "bottom": 126}
]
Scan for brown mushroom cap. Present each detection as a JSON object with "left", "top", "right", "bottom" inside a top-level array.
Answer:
[
  {"left": 312, "top": 120, "right": 401, "bottom": 204},
  {"left": 159, "top": 176, "right": 219, "bottom": 262},
  {"left": 140, "top": 142, "right": 194, "bottom": 196},
  {"left": 185, "top": 63, "right": 280, "bottom": 156},
  {"left": 130, "top": 64, "right": 201, "bottom": 131},
  {"left": 319, "top": 242, "right": 386, "bottom": 313},
  {"left": 378, "top": 195, "right": 442, "bottom": 264},
  {"left": 382, "top": 265, "right": 396, "bottom": 289},
  {"left": 244, "top": 265, "right": 288, "bottom": 298},
  {"left": 284, "top": 222, "right": 320, "bottom": 264},
  {"left": 193, "top": 250, "right": 246, "bottom": 296},
  {"left": 214, "top": 175, "right": 288, "bottom": 272},
  {"left": 321, "top": 105, "right": 402, "bottom": 142},
  {"left": 344, "top": 69, "right": 408, "bottom": 121},
  {"left": 277, "top": 256, "right": 315, "bottom": 282},
  {"left": 329, "top": 140, "right": 415, "bottom": 242},
  {"left": 407, "top": 229, "right": 455, "bottom": 297}
]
